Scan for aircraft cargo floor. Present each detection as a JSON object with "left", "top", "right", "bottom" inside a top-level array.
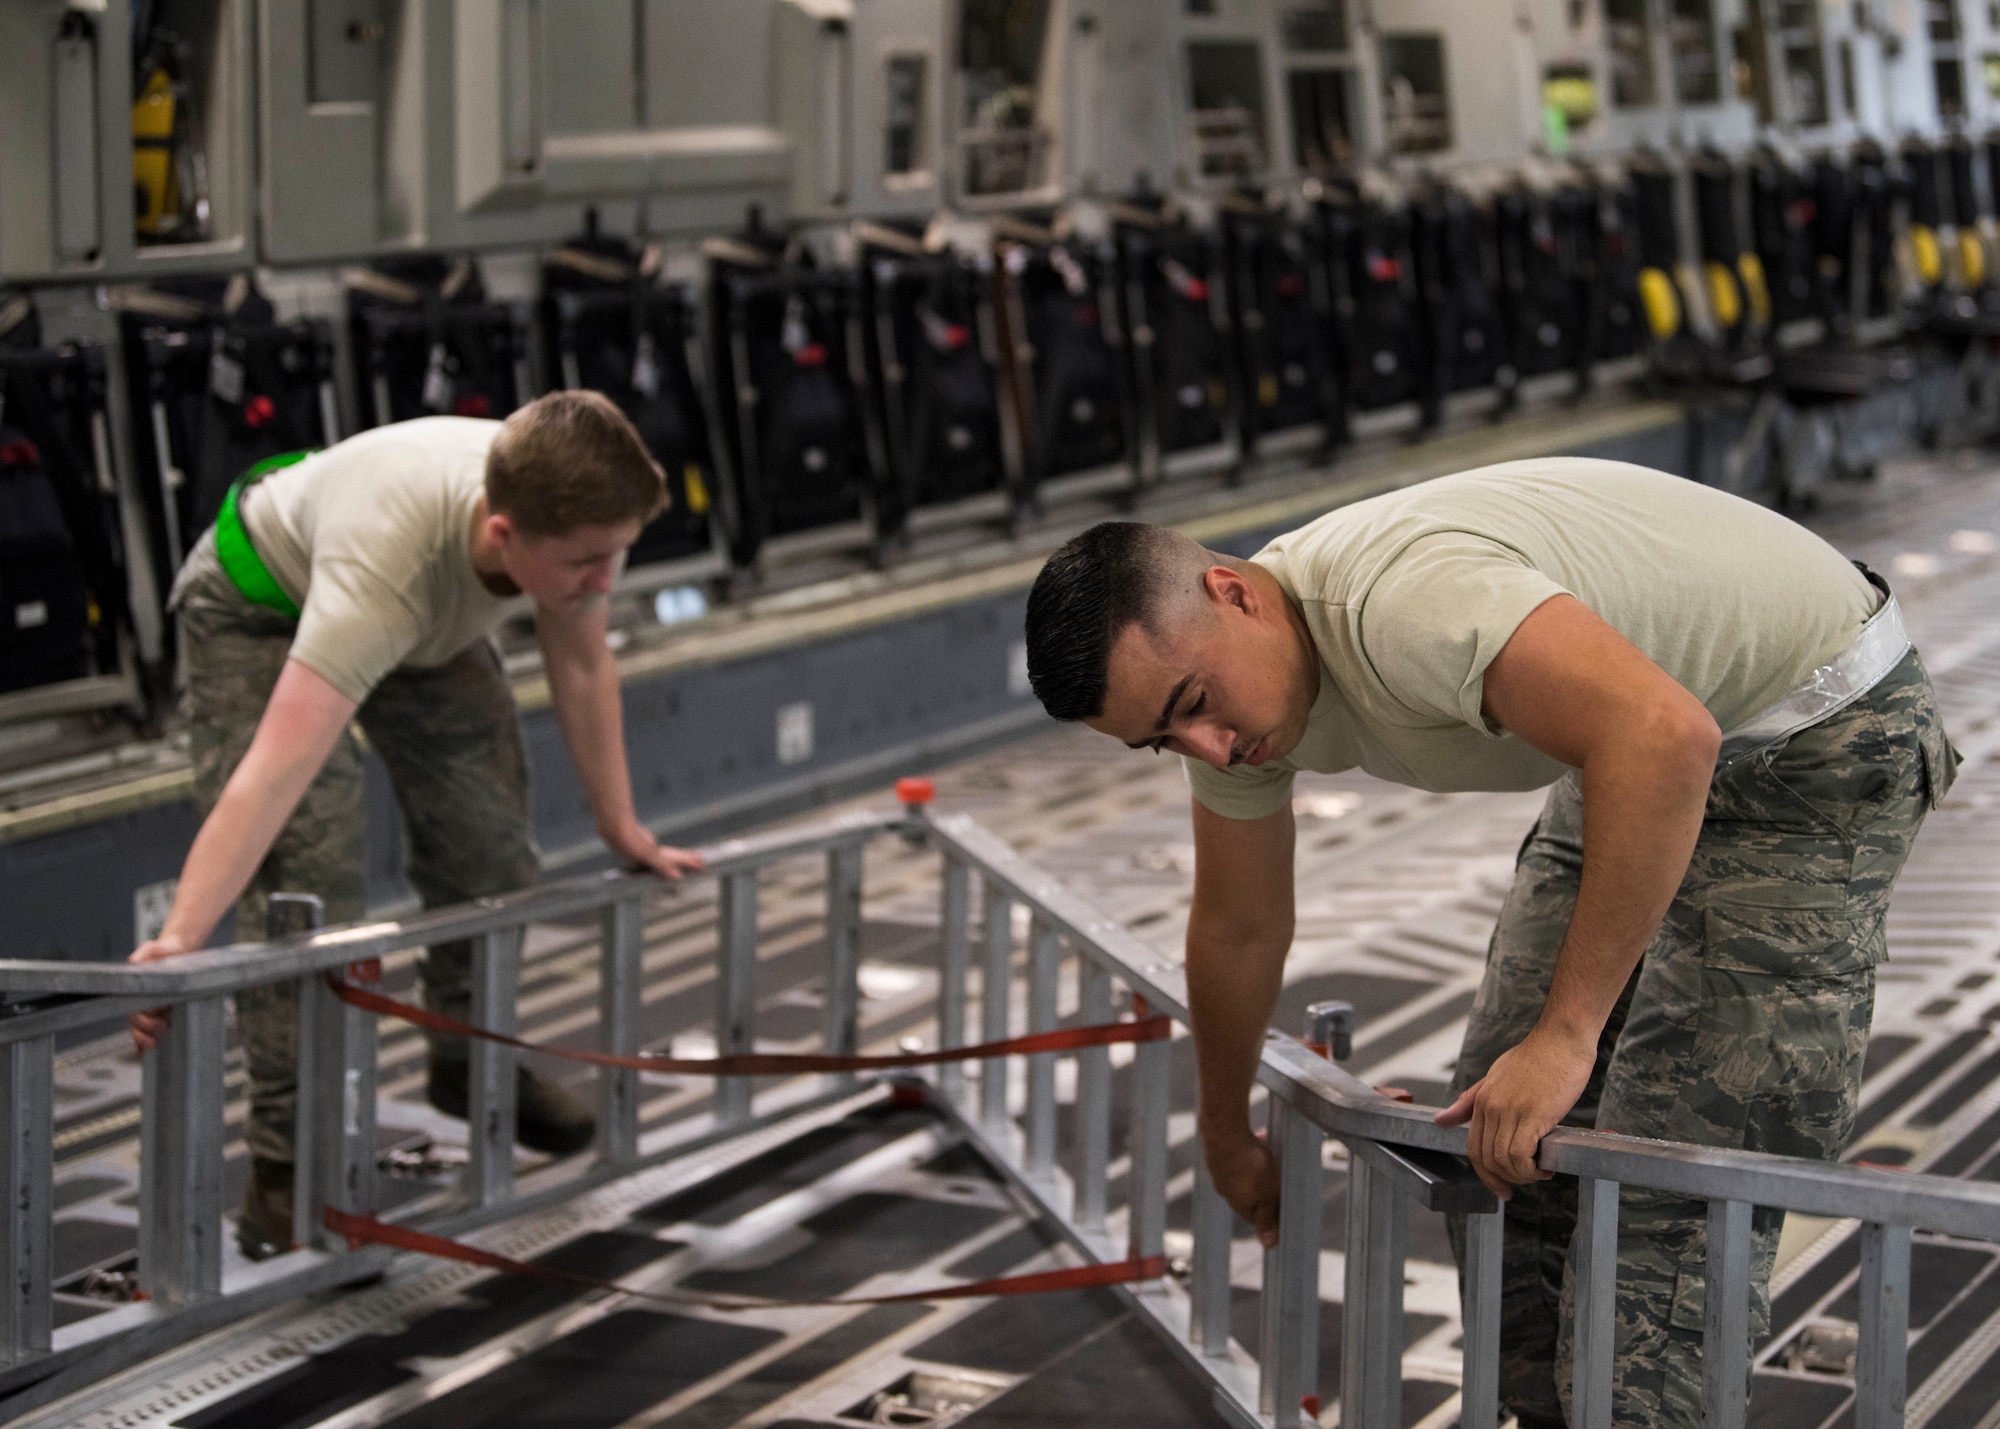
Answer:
[{"left": 31, "top": 452, "right": 2000, "bottom": 1429}]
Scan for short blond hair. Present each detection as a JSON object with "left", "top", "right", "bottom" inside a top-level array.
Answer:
[{"left": 485, "top": 391, "right": 665, "bottom": 535}]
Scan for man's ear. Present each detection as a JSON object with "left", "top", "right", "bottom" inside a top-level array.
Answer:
[
  {"left": 487, "top": 510, "right": 518, "bottom": 548},
  {"left": 1203, "top": 564, "right": 1255, "bottom": 614}
]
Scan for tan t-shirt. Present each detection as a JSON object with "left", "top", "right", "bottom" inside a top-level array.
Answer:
[
  {"left": 238, "top": 417, "right": 513, "bottom": 704},
  {"left": 1186, "top": 457, "right": 1880, "bottom": 819}
]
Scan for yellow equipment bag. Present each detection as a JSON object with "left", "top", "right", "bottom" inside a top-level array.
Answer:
[
  {"left": 1737, "top": 252, "right": 1772, "bottom": 327},
  {"left": 1911, "top": 226, "right": 1943, "bottom": 286},
  {"left": 1704, "top": 261, "right": 1742, "bottom": 329},
  {"left": 1638, "top": 267, "right": 1680, "bottom": 340},
  {"left": 1958, "top": 229, "right": 1987, "bottom": 288},
  {"left": 132, "top": 67, "right": 179, "bottom": 240}
]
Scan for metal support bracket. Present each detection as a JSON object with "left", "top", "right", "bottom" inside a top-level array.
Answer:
[
  {"left": 717, "top": 870, "right": 759, "bottom": 1125},
  {"left": 467, "top": 927, "right": 523, "bottom": 1206},
  {"left": 140, "top": 996, "right": 226, "bottom": 1306},
  {"left": 1347, "top": 1136, "right": 1497, "bottom": 1215},
  {"left": 597, "top": 898, "right": 644, "bottom": 1166},
  {"left": 0, "top": 1037, "right": 52, "bottom": 1362},
  {"left": 822, "top": 843, "right": 864, "bottom": 1093}
]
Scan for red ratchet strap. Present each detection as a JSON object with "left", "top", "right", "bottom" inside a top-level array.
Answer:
[
  {"left": 326, "top": 974, "right": 1171, "bottom": 1075},
  {"left": 324, "top": 1206, "right": 1167, "bottom": 1310}
]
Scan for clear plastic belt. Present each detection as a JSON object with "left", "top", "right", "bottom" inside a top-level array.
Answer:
[{"left": 1716, "top": 595, "right": 1911, "bottom": 767}]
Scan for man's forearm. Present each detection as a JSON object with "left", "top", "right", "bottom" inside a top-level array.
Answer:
[
  {"left": 1537, "top": 732, "right": 1714, "bottom": 1045},
  {"left": 156, "top": 661, "right": 356, "bottom": 952},
  {"left": 161, "top": 775, "right": 304, "bottom": 947},
  {"left": 544, "top": 643, "right": 640, "bottom": 836},
  {"left": 1187, "top": 921, "right": 1291, "bottom": 1137}
]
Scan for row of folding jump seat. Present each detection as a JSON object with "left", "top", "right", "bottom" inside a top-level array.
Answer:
[
  {"left": 88, "top": 187, "right": 1661, "bottom": 610},
  {"left": 693, "top": 176, "right": 1656, "bottom": 569},
  {"left": 0, "top": 295, "right": 142, "bottom": 713},
  {"left": 0, "top": 181, "right": 1653, "bottom": 721},
  {"left": 0, "top": 258, "right": 684, "bottom": 716},
  {"left": 1895, "top": 131, "right": 2000, "bottom": 450},
  {"left": 3, "top": 273, "right": 354, "bottom": 721},
  {"left": 0, "top": 260, "right": 522, "bottom": 724},
  {"left": 813, "top": 162, "right": 1702, "bottom": 552},
  {"left": 681, "top": 203, "right": 1365, "bottom": 568},
  {"left": 1622, "top": 137, "right": 2000, "bottom": 503},
  {"left": 695, "top": 205, "right": 1340, "bottom": 569},
  {"left": 1304, "top": 164, "right": 1653, "bottom": 444}
]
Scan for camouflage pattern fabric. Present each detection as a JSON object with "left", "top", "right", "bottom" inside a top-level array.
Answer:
[
  {"left": 176, "top": 537, "right": 537, "bottom": 1166},
  {"left": 1444, "top": 647, "right": 1955, "bottom": 1429}
]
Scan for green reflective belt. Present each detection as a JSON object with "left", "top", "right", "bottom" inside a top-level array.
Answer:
[{"left": 214, "top": 451, "right": 313, "bottom": 620}]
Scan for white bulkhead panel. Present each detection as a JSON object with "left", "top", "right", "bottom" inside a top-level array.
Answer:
[
  {"left": 1078, "top": 3, "right": 1179, "bottom": 196},
  {"left": 773, "top": 0, "right": 859, "bottom": 219},
  {"left": 453, "top": 0, "right": 790, "bottom": 218},
  {"left": 261, "top": 0, "right": 384, "bottom": 262},
  {"left": 0, "top": 2, "right": 62, "bottom": 280},
  {"left": 843, "top": 0, "right": 950, "bottom": 217},
  {"left": 1875, "top": 0, "right": 1945, "bottom": 133}
]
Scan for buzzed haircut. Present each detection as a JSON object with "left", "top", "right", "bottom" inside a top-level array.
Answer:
[
  {"left": 1025, "top": 522, "right": 1215, "bottom": 720},
  {"left": 485, "top": 390, "right": 665, "bottom": 536}
]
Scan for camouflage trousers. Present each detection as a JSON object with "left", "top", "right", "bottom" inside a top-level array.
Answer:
[
  {"left": 175, "top": 538, "right": 538, "bottom": 1166},
  {"left": 1445, "top": 648, "right": 1955, "bottom": 1429}
]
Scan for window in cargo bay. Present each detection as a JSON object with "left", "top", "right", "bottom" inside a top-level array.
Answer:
[
  {"left": 958, "top": 0, "right": 1052, "bottom": 196},
  {"left": 1604, "top": 0, "right": 1659, "bottom": 106},
  {"left": 1740, "top": 0, "right": 1828, "bottom": 125},
  {"left": 1186, "top": 40, "right": 1271, "bottom": 178},
  {"left": 884, "top": 53, "right": 928, "bottom": 178},
  {"left": 1987, "top": 53, "right": 2000, "bottom": 101},
  {"left": 1289, "top": 68, "right": 1357, "bottom": 172},
  {"left": 1668, "top": 0, "right": 1722, "bottom": 103},
  {"left": 1929, "top": 0, "right": 1969, "bottom": 118},
  {"left": 1938, "top": 53, "right": 1969, "bottom": 115},
  {"left": 1773, "top": 0, "right": 1830, "bottom": 125},
  {"left": 1283, "top": 0, "right": 1348, "bottom": 53},
  {"left": 1733, "top": 10, "right": 1767, "bottom": 108},
  {"left": 1378, "top": 32, "right": 1450, "bottom": 153}
]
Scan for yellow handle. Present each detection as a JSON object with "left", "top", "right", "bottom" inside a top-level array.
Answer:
[
  {"left": 1639, "top": 268, "right": 1680, "bottom": 340},
  {"left": 1959, "top": 230, "right": 1986, "bottom": 287},
  {"left": 1912, "top": 226, "right": 1942, "bottom": 285},
  {"left": 1736, "top": 253, "right": 1771, "bottom": 326},
  {"left": 1704, "top": 261, "right": 1742, "bottom": 329}
]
